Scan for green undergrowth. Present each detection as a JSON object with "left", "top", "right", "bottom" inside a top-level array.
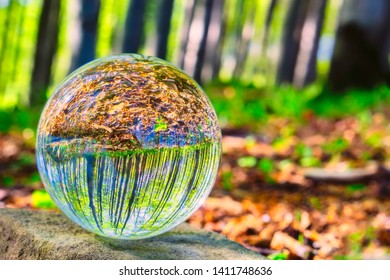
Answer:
[
  {"left": 309, "top": 85, "right": 390, "bottom": 117},
  {"left": 0, "top": 107, "right": 41, "bottom": 133},
  {"left": 205, "top": 80, "right": 390, "bottom": 130}
]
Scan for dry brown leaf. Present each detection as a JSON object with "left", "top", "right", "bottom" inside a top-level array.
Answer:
[{"left": 270, "top": 231, "right": 312, "bottom": 259}]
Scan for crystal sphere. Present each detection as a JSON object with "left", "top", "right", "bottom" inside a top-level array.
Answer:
[{"left": 36, "top": 54, "right": 221, "bottom": 239}]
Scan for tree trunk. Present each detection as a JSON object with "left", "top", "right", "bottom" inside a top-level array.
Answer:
[
  {"left": 261, "top": 0, "right": 278, "bottom": 58},
  {"left": 70, "top": 0, "right": 101, "bottom": 72},
  {"left": 29, "top": 0, "right": 61, "bottom": 107},
  {"left": 276, "top": 0, "right": 310, "bottom": 85},
  {"left": 122, "top": 0, "right": 148, "bottom": 53},
  {"left": 11, "top": 1, "right": 27, "bottom": 81},
  {"left": 293, "top": 0, "right": 327, "bottom": 88},
  {"left": 201, "top": 0, "right": 224, "bottom": 82},
  {"left": 259, "top": 0, "right": 278, "bottom": 71},
  {"left": 0, "top": 0, "right": 17, "bottom": 92},
  {"left": 233, "top": 0, "right": 256, "bottom": 78},
  {"left": 328, "top": 0, "right": 390, "bottom": 92},
  {"left": 156, "top": 0, "right": 174, "bottom": 60},
  {"left": 179, "top": 0, "right": 198, "bottom": 69},
  {"left": 211, "top": 0, "right": 226, "bottom": 79},
  {"left": 262, "top": 0, "right": 278, "bottom": 51},
  {"left": 194, "top": 0, "right": 213, "bottom": 83}
]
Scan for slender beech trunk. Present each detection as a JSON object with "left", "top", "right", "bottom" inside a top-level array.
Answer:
[
  {"left": 293, "top": 0, "right": 327, "bottom": 88},
  {"left": 233, "top": 0, "right": 256, "bottom": 78},
  {"left": 179, "top": 0, "right": 198, "bottom": 69},
  {"left": 29, "top": 0, "right": 61, "bottom": 107},
  {"left": 122, "top": 0, "right": 148, "bottom": 53},
  {"left": 202, "top": 0, "right": 224, "bottom": 82},
  {"left": 259, "top": 0, "right": 278, "bottom": 73},
  {"left": 70, "top": 0, "right": 101, "bottom": 72},
  {"left": 0, "top": 0, "right": 17, "bottom": 92},
  {"left": 11, "top": 1, "right": 27, "bottom": 82},
  {"left": 194, "top": 0, "right": 213, "bottom": 83},
  {"left": 276, "top": 0, "right": 310, "bottom": 85},
  {"left": 156, "top": 0, "right": 174, "bottom": 59}
]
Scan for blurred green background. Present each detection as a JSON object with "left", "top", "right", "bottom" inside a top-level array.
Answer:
[{"left": 1, "top": 0, "right": 390, "bottom": 260}]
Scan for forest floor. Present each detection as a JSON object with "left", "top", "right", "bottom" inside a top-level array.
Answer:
[{"left": 1, "top": 112, "right": 390, "bottom": 259}]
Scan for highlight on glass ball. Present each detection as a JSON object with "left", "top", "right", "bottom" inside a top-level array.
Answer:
[{"left": 36, "top": 54, "right": 221, "bottom": 239}]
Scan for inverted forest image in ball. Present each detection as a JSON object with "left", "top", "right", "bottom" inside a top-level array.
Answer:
[{"left": 36, "top": 54, "right": 221, "bottom": 239}]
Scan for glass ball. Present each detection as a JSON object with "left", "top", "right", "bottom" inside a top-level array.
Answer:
[{"left": 36, "top": 54, "right": 221, "bottom": 239}]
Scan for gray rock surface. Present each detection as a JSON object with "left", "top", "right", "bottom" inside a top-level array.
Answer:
[{"left": 0, "top": 208, "right": 266, "bottom": 260}]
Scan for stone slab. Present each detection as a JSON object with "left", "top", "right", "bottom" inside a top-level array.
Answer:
[{"left": 0, "top": 208, "right": 266, "bottom": 260}]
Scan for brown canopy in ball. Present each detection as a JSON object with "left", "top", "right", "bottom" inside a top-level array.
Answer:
[{"left": 39, "top": 55, "right": 220, "bottom": 150}]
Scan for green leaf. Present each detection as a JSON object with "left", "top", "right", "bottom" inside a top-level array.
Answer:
[
  {"left": 26, "top": 172, "right": 41, "bottom": 184},
  {"left": 309, "top": 196, "right": 322, "bottom": 210},
  {"left": 237, "top": 156, "right": 257, "bottom": 168},
  {"left": 1, "top": 176, "right": 15, "bottom": 187},
  {"left": 346, "top": 184, "right": 366, "bottom": 193},
  {"left": 295, "top": 143, "right": 313, "bottom": 158},
  {"left": 365, "top": 132, "right": 382, "bottom": 148},
  {"left": 300, "top": 157, "right": 321, "bottom": 167},
  {"left": 323, "top": 138, "right": 349, "bottom": 154},
  {"left": 268, "top": 252, "right": 288, "bottom": 260},
  {"left": 258, "top": 158, "right": 274, "bottom": 174},
  {"left": 31, "top": 189, "right": 57, "bottom": 210},
  {"left": 221, "top": 171, "right": 233, "bottom": 191},
  {"left": 298, "top": 233, "right": 305, "bottom": 245}
]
